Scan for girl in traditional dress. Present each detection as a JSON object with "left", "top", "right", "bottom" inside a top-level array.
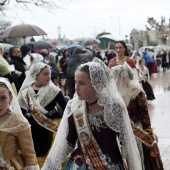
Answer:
[
  {"left": 111, "top": 62, "right": 163, "bottom": 170},
  {"left": 17, "top": 62, "right": 67, "bottom": 167},
  {"left": 139, "top": 58, "right": 155, "bottom": 101},
  {"left": 0, "top": 78, "right": 40, "bottom": 170},
  {"left": 42, "top": 57, "right": 142, "bottom": 170}
]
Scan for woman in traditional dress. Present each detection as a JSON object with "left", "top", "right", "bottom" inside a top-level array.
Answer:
[
  {"left": 17, "top": 62, "right": 67, "bottom": 167},
  {"left": 108, "top": 41, "right": 138, "bottom": 79},
  {"left": 111, "top": 63, "right": 163, "bottom": 170},
  {"left": 0, "top": 78, "right": 40, "bottom": 170},
  {"left": 42, "top": 57, "right": 142, "bottom": 170},
  {"left": 139, "top": 59, "right": 155, "bottom": 101},
  {"left": 108, "top": 41, "right": 136, "bottom": 69}
]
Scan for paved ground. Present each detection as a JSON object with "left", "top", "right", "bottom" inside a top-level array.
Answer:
[{"left": 149, "top": 70, "right": 170, "bottom": 170}]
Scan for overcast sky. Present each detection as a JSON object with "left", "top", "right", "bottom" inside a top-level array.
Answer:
[{"left": 4, "top": 0, "right": 170, "bottom": 41}]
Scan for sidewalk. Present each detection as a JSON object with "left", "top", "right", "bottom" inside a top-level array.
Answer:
[{"left": 149, "top": 70, "right": 170, "bottom": 170}]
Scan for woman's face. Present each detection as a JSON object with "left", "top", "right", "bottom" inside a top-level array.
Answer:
[
  {"left": 75, "top": 70, "right": 97, "bottom": 102},
  {"left": 64, "top": 50, "right": 69, "bottom": 57},
  {"left": 0, "top": 87, "right": 12, "bottom": 116},
  {"left": 141, "top": 60, "right": 145, "bottom": 66},
  {"left": 115, "top": 43, "right": 126, "bottom": 56},
  {"left": 36, "top": 67, "right": 51, "bottom": 86}
]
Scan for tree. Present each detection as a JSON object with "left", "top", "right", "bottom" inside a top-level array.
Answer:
[
  {"left": 0, "top": 0, "right": 68, "bottom": 14},
  {"left": 0, "top": 20, "right": 12, "bottom": 35},
  {"left": 0, "top": 0, "right": 55, "bottom": 7}
]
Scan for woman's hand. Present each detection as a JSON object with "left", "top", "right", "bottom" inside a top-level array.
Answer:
[{"left": 15, "top": 70, "right": 22, "bottom": 77}]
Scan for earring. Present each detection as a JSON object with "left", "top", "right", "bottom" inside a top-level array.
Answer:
[{"left": 7, "top": 104, "right": 12, "bottom": 115}]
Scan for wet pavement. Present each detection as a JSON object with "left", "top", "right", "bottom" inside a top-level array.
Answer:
[{"left": 149, "top": 70, "right": 170, "bottom": 170}]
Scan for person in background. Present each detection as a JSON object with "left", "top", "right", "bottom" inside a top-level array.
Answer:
[
  {"left": 0, "top": 78, "right": 40, "bottom": 170},
  {"left": 67, "top": 47, "right": 93, "bottom": 99},
  {"left": 94, "top": 49, "right": 103, "bottom": 60},
  {"left": 106, "top": 49, "right": 116, "bottom": 63},
  {"left": 168, "top": 50, "right": 170, "bottom": 69},
  {"left": 2, "top": 46, "right": 11, "bottom": 62},
  {"left": 59, "top": 48, "right": 69, "bottom": 96},
  {"left": 20, "top": 44, "right": 31, "bottom": 58},
  {"left": 159, "top": 49, "right": 167, "bottom": 72},
  {"left": 111, "top": 63, "right": 163, "bottom": 170},
  {"left": 59, "top": 48, "right": 69, "bottom": 78},
  {"left": 28, "top": 43, "right": 36, "bottom": 53},
  {"left": 9, "top": 46, "right": 26, "bottom": 92},
  {"left": 17, "top": 62, "right": 67, "bottom": 167},
  {"left": 47, "top": 53, "right": 60, "bottom": 76},
  {"left": 56, "top": 50, "right": 63, "bottom": 71},
  {"left": 40, "top": 49, "right": 49, "bottom": 63},
  {"left": 108, "top": 41, "right": 138, "bottom": 78},
  {"left": 142, "top": 48, "right": 154, "bottom": 77},
  {"left": 51, "top": 74, "right": 70, "bottom": 118},
  {"left": 0, "top": 43, "right": 21, "bottom": 95},
  {"left": 42, "top": 57, "right": 142, "bottom": 170},
  {"left": 132, "top": 50, "right": 142, "bottom": 75},
  {"left": 108, "top": 41, "right": 136, "bottom": 68},
  {"left": 139, "top": 58, "right": 155, "bottom": 101}
]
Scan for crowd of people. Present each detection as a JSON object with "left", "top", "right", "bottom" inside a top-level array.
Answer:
[{"left": 0, "top": 41, "right": 164, "bottom": 170}]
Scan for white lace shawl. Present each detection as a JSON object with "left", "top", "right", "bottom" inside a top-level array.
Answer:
[
  {"left": 42, "top": 58, "right": 142, "bottom": 170},
  {"left": 139, "top": 65, "right": 150, "bottom": 82},
  {"left": 17, "top": 62, "right": 60, "bottom": 112},
  {"left": 18, "top": 84, "right": 60, "bottom": 113},
  {"left": 111, "top": 62, "right": 144, "bottom": 106}
]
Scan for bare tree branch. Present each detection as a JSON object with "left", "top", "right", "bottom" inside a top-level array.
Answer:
[{"left": 0, "top": 20, "right": 12, "bottom": 35}]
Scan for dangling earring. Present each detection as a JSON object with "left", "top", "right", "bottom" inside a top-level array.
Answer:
[{"left": 7, "top": 104, "right": 12, "bottom": 115}]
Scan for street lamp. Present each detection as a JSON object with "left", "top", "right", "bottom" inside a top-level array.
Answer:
[{"left": 110, "top": 16, "right": 121, "bottom": 40}]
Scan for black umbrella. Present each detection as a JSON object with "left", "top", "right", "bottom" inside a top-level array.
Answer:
[{"left": 32, "top": 41, "right": 55, "bottom": 49}]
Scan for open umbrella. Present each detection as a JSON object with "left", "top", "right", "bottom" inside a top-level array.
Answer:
[
  {"left": 126, "top": 43, "right": 133, "bottom": 50},
  {"left": 83, "top": 38, "right": 100, "bottom": 46},
  {"left": 2, "top": 24, "right": 47, "bottom": 38},
  {"left": 1, "top": 43, "right": 14, "bottom": 53},
  {"left": 32, "top": 41, "right": 55, "bottom": 50}
]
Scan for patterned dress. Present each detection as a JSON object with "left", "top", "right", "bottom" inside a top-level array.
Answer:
[
  {"left": 64, "top": 110, "right": 125, "bottom": 170},
  {"left": 127, "top": 92, "right": 163, "bottom": 170}
]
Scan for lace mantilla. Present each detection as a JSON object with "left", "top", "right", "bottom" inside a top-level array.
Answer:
[
  {"left": 111, "top": 62, "right": 144, "bottom": 106},
  {"left": 87, "top": 110, "right": 108, "bottom": 132},
  {"left": 0, "top": 114, "right": 30, "bottom": 133}
]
